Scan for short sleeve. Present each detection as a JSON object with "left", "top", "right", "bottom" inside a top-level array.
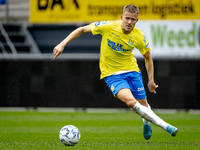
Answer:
[
  {"left": 137, "top": 35, "right": 151, "bottom": 55},
  {"left": 90, "top": 21, "right": 108, "bottom": 35}
]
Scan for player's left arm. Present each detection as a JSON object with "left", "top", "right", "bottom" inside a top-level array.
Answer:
[{"left": 143, "top": 51, "right": 158, "bottom": 94}]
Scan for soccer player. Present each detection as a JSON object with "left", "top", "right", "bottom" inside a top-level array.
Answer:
[{"left": 53, "top": 4, "right": 178, "bottom": 140}]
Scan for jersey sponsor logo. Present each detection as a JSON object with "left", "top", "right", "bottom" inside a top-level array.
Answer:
[
  {"left": 137, "top": 87, "right": 144, "bottom": 91},
  {"left": 107, "top": 39, "right": 131, "bottom": 53},
  {"left": 94, "top": 21, "right": 107, "bottom": 26},
  {"left": 94, "top": 21, "right": 101, "bottom": 26},
  {"left": 128, "top": 39, "right": 134, "bottom": 46}
]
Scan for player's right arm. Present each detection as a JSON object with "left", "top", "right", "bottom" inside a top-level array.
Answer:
[{"left": 53, "top": 25, "right": 92, "bottom": 59}]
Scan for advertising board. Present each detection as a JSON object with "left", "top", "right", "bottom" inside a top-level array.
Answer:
[
  {"left": 30, "top": 0, "right": 200, "bottom": 23},
  {"left": 134, "top": 21, "right": 200, "bottom": 58}
]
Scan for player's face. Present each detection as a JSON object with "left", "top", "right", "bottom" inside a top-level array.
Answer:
[{"left": 121, "top": 12, "right": 138, "bottom": 34}]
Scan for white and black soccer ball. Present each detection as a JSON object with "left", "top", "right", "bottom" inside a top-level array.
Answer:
[{"left": 59, "top": 125, "right": 81, "bottom": 146}]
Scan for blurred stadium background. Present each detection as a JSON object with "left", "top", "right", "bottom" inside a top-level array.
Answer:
[{"left": 0, "top": 0, "right": 199, "bottom": 110}]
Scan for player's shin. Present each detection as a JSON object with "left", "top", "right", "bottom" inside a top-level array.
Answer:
[
  {"left": 132, "top": 101, "right": 169, "bottom": 130},
  {"left": 142, "top": 104, "right": 151, "bottom": 125}
]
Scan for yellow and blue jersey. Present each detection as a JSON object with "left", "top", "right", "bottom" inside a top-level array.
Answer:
[{"left": 90, "top": 20, "right": 151, "bottom": 79}]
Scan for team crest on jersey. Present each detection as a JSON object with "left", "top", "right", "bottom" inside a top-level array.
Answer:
[{"left": 128, "top": 39, "right": 134, "bottom": 46}]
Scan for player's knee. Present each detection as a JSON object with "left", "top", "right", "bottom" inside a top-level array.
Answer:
[
  {"left": 121, "top": 97, "right": 137, "bottom": 107},
  {"left": 116, "top": 90, "right": 137, "bottom": 107},
  {"left": 126, "top": 100, "right": 136, "bottom": 108}
]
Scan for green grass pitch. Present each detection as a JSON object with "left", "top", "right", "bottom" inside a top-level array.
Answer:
[{"left": 0, "top": 110, "right": 200, "bottom": 150}]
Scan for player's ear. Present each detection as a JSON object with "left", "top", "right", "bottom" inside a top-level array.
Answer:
[
  {"left": 121, "top": 15, "right": 123, "bottom": 20},
  {"left": 136, "top": 18, "right": 139, "bottom": 22}
]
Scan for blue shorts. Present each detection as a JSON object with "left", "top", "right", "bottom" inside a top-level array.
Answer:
[{"left": 104, "top": 71, "right": 146, "bottom": 100}]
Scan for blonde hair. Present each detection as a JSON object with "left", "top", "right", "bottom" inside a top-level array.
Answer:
[{"left": 123, "top": 5, "right": 139, "bottom": 15}]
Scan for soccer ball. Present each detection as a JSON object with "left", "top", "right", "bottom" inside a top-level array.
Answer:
[{"left": 59, "top": 125, "right": 81, "bottom": 146}]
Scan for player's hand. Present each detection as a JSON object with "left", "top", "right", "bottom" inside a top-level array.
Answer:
[
  {"left": 53, "top": 44, "right": 64, "bottom": 59},
  {"left": 148, "top": 81, "right": 158, "bottom": 94}
]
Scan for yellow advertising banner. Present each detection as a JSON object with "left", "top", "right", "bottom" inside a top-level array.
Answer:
[{"left": 30, "top": 0, "right": 200, "bottom": 23}]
